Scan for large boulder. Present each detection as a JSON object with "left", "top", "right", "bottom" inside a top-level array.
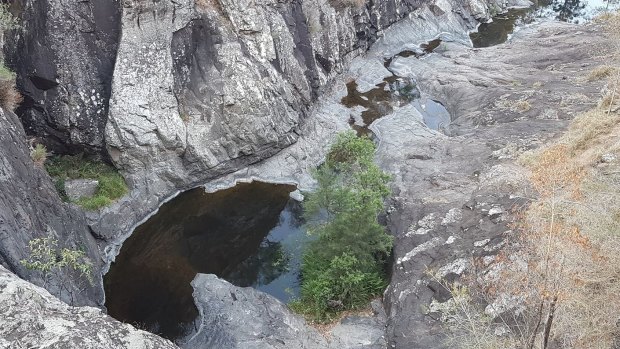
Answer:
[
  {"left": 183, "top": 274, "right": 388, "bottom": 349},
  {"left": 4, "top": 0, "right": 121, "bottom": 155},
  {"left": 0, "top": 265, "right": 178, "bottom": 349},
  {"left": 183, "top": 274, "right": 331, "bottom": 349}
]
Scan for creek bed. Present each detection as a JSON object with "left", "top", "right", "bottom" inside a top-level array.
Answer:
[{"left": 104, "top": 182, "right": 310, "bottom": 341}]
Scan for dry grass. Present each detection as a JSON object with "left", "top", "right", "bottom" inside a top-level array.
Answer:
[
  {"left": 328, "top": 0, "right": 366, "bottom": 10},
  {"left": 30, "top": 144, "right": 47, "bottom": 166},
  {"left": 559, "top": 108, "right": 620, "bottom": 152},
  {"left": 587, "top": 65, "right": 616, "bottom": 81},
  {"left": 195, "top": 0, "right": 222, "bottom": 13},
  {"left": 434, "top": 10, "right": 620, "bottom": 349},
  {"left": 0, "top": 70, "right": 22, "bottom": 111},
  {"left": 497, "top": 98, "right": 532, "bottom": 113}
]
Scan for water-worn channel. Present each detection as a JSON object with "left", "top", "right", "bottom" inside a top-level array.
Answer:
[
  {"left": 103, "top": 0, "right": 619, "bottom": 342},
  {"left": 104, "top": 182, "right": 310, "bottom": 341}
]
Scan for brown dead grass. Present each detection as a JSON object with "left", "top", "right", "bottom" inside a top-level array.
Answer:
[
  {"left": 309, "top": 302, "right": 375, "bottom": 336},
  {"left": 587, "top": 65, "right": 616, "bottom": 81},
  {"left": 0, "top": 77, "right": 22, "bottom": 111},
  {"left": 328, "top": 0, "right": 366, "bottom": 11}
]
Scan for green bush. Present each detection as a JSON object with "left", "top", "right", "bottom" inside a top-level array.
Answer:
[
  {"left": 30, "top": 143, "right": 48, "bottom": 166},
  {"left": 0, "top": 4, "right": 18, "bottom": 32},
  {"left": 46, "top": 154, "right": 128, "bottom": 210},
  {"left": 20, "top": 237, "right": 93, "bottom": 304},
  {"left": 291, "top": 131, "right": 392, "bottom": 322}
]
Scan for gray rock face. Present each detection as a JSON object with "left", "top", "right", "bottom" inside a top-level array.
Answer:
[
  {"left": 5, "top": 0, "right": 121, "bottom": 155},
  {"left": 0, "top": 265, "right": 178, "bottom": 349},
  {"left": 183, "top": 274, "right": 388, "bottom": 349},
  {"left": 183, "top": 274, "right": 330, "bottom": 349},
  {"left": 368, "top": 21, "right": 609, "bottom": 348},
  {"left": 0, "top": 108, "right": 103, "bottom": 306},
  {"left": 95, "top": 0, "right": 424, "bottom": 242},
  {"left": 65, "top": 179, "right": 99, "bottom": 201}
]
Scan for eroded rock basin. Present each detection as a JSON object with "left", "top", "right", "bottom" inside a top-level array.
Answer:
[{"left": 104, "top": 182, "right": 309, "bottom": 341}]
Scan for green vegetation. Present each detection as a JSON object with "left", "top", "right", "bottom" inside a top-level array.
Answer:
[
  {"left": 0, "top": 4, "right": 21, "bottom": 111},
  {"left": 21, "top": 237, "right": 93, "bottom": 304},
  {"left": 0, "top": 3, "right": 18, "bottom": 33},
  {"left": 290, "top": 132, "right": 392, "bottom": 322},
  {"left": 0, "top": 62, "right": 21, "bottom": 111},
  {"left": 30, "top": 143, "right": 48, "bottom": 166},
  {"left": 46, "top": 154, "right": 128, "bottom": 210}
]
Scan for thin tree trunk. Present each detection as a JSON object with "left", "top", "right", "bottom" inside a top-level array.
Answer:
[
  {"left": 529, "top": 300, "right": 545, "bottom": 349},
  {"left": 542, "top": 295, "right": 558, "bottom": 349}
]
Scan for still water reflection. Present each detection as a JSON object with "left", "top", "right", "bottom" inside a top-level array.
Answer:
[{"left": 104, "top": 182, "right": 308, "bottom": 341}]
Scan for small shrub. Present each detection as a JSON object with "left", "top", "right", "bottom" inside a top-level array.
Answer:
[
  {"left": 46, "top": 154, "right": 128, "bottom": 210},
  {"left": 496, "top": 98, "right": 532, "bottom": 113},
  {"left": 514, "top": 99, "right": 532, "bottom": 112},
  {"left": 30, "top": 144, "right": 47, "bottom": 166},
  {"left": 20, "top": 237, "right": 93, "bottom": 304},
  {"left": 0, "top": 4, "right": 19, "bottom": 32},
  {"left": 0, "top": 64, "right": 22, "bottom": 111}
]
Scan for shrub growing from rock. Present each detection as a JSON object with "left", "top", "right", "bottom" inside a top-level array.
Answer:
[
  {"left": 290, "top": 131, "right": 392, "bottom": 322},
  {"left": 30, "top": 143, "right": 47, "bottom": 166},
  {"left": 20, "top": 237, "right": 93, "bottom": 305}
]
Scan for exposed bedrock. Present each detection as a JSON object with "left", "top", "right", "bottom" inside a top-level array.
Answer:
[
  {"left": 4, "top": 0, "right": 121, "bottom": 155},
  {"left": 182, "top": 274, "right": 388, "bottom": 349},
  {"left": 0, "top": 265, "right": 177, "bottom": 349},
  {"left": 95, "top": 0, "right": 493, "bottom": 249},
  {"left": 373, "top": 21, "right": 609, "bottom": 348},
  {"left": 0, "top": 108, "right": 103, "bottom": 306}
]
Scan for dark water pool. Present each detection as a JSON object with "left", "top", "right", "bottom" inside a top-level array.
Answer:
[
  {"left": 471, "top": 0, "right": 620, "bottom": 48},
  {"left": 412, "top": 98, "right": 451, "bottom": 131},
  {"left": 104, "top": 182, "right": 310, "bottom": 341},
  {"left": 470, "top": 8, "right": 533, "bottom": 48},
  {"left": 341, "top": 77, "right": 419, "bottom": 136}
]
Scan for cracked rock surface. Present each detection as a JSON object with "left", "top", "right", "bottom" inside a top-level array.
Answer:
[{"left": 0, "top": 265, "right": 178, "bottom": 349}]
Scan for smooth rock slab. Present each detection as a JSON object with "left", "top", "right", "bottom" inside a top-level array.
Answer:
[
  {"left": 183, "top": 274, "right": 331, "bottom": 349},
  {"left": 0, "top": 266, "right": 178, "bottom": 349},
  {"left": 65, "top": 179, "right": 99, "bottom": 201}
]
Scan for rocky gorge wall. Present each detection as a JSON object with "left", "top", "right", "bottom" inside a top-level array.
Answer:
[
  {"left": 0, "top": 107, "right": 103, "bottom": 306},
  {"left": 5, "top": 0, "right": 121, "bottom": 155},
  {"left": 0, "top": 0, "right": 433, "bottom": 298},
  {"left": 96, "top": 0, "right": 430, "bottom": 241},
  {"left": 0, "top": 0, "right": 566, "bottom": 347}
]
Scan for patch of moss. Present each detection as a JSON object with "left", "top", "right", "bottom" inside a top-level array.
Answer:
[{"left": 46, "top": 154, "right": 128, "bottom": 210}]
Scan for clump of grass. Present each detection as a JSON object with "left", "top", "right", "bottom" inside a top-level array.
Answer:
[
  {"left": 328, "top": 0, "right": 366, "bottom": 10},
  {"left": 561, "top": 108, "right": 620, "bottom": 151},
  {"left": 532, "top": 81, "right": 544, "bottom": 88},
  {"left": 46, "top": 154, "right": 128, "bottom": 210},
  {"left": 588, "top": 65, "right": 616, "bottom": 81},
  {"left": 30, "top": 144, "right": 47, "bottom": 166},
  {"left": 514, "top": 99, "right": 531, "bottom": 112},
  {"left": 179, "top": 112, "right": 190, "bottom": 123},
  {"left": 0, "top": 63, "right": 22, "bottom": 111},
  {"left": 496, "top": 98, "right": 532, "bottom": 113}
]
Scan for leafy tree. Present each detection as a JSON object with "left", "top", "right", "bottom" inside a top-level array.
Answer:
[{"left": 291, "top": 131, "right": 392, "bottom": 322}]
